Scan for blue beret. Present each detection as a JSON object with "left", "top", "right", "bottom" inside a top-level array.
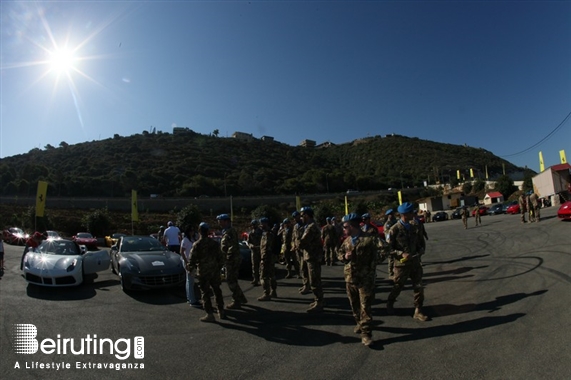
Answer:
[
  {"left": 283, "top": 218, "right": 290, "bottom": 224},
  {"left": 292, "top": 211, "right": 300, "bottom": 217},
  {"left": 216, "top": 214, "right": 230, "bottom": 220},
  {"left": 362, "top": 213, "right": 370, "bottom": 219},
  {"left": 251, "top": 219, "right": 259, "bottom": 225},
  {"left": 342, "top": 213, "right": 361, "bottom": 223},
  {"left": 259, "top": 217, "right": 269, "bottom": 224},
  {"left": 398, "top": 202, "right": 415, "bottom": 214},
  {"left": 326, "top": 217, "right": 331, "bottom": 221},
  {"left": 385, "top": 209, "right": 394, "bottom": 216},
  {"left": 199, "top": 222, "right": 209, "bottom": 230}
]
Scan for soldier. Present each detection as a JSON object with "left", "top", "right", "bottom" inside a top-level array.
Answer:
[
  {"left": 518, "top": 192, "right": 528, "bottom": 223},
  {"left": 361, "top": 213, "right": 379, "bottom": 237},
  {"left": 299, "top": 206, "right": 325, "bottom": 313},
  {"left": 529, "top": 191, "right": 540, "bottom": 222},
  {"left": 473, "top": 204, "right": 481, "bottom": 227},
  {"left": 246, "top": 220, "right": 262, "bottom": 286},
  {"left": 461, "top": 206, "right": 469, "bottom": 229},
  {"left": 386, "top": 202, "right": 428, "bottom": 321},
  {"left": 321, "top": 217, "right": 338, "bottom": 266},
  {"left": 280, "top": 218, "right": 299, "bottom": 278},
  {"left": 258, "top": 218, "right": 278, "bottom": 301},
  {"left": 217, "top": 214, "right": 248, "bottom": 309},
  {"left": 291, "top": 211, "right": 310, "bottom": 294},
  {"left": 188, "top": 223, "right": 226, "bottom": 322},
  {"left": 384, "top": 209, "right": 398, "bottom": 280}
]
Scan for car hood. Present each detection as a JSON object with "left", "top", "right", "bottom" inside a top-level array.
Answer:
[
  {"left": 25, "top": 253, "right": 80, "bottom": 271},
  {"left": 120, "top": 251, "right": 183, "bottom": 274}
]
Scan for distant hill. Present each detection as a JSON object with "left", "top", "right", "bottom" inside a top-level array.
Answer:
[{"left": 0, "top": 131, "right": 533, "bottom": 198}]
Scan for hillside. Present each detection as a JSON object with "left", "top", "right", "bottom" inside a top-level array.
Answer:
[{"left": 0, "top": 131, "right": 533, "bottom": 198}]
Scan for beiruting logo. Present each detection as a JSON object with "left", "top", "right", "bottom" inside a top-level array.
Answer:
[{"left": 12, "top": 324, "right": 144, "bottom": 360}]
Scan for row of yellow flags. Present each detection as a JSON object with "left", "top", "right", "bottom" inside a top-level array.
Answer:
[{"left": 34, "top": 150, "right": 568, "bottom": 219}]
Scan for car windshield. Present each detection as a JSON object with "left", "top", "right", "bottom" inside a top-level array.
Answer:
[
  {"left": 38, "top": 240, "right": 80, "bottom": 256},
  {"left": 10, "top": 228, "right": 24, "bottom": 235},
  {"left": 120, "top": 237, "right": 166, "bottom": 252},
  {"left": 112, "top": 233, "right": 126, "bottom": 239},
  {"left": 77, "top": 233, "right": 93, "bottom": 238},
  {"left": 47, "top": 231, "right": 60, "bottom": 238}
]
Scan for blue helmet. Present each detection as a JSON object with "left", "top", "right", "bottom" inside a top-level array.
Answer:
[
  {"left": 342, "top": 213, "right": 361, "bottom": 223},
  {"left": 216, "top": 214, "right": 230, "bottom": 221}
]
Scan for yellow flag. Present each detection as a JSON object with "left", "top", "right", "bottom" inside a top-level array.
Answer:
[
  {"left": 560, "top": 150, "right": 567, "bottom": 164},
  {"left": 502, "top": 163, "right": 506, "bottom": 175},
  {"left": 131, "top": 190, "right": 139, "bottom": 222},
  {"left": 539, "top": 151, "right": 545, "bottom": 172},
  {"left": 35, "top": 181, "right": 48, "bottom": 217},
  {"left": 456, "top": 170, "right": 460, "bottom": 180},
  {"left": 295, "top": 195, "right": 301, "bottom": 212},
  {"left": 344, "top": 196, "right": 349, "bottom": 215},
  {"left": 470, "top": 168, "right": 474, "bottom": 178},
  {"left": 485, "top": 165, "right": 489, "bottom": 179},
  {"left": 398, "top": 191, "right": 403, "bottom": 205}
]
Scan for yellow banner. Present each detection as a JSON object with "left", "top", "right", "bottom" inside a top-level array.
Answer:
[
  {"left": 344, "top": 196, "right": 348, "bottom": 215},
  {"left": 131, "top": 190, "right": 139, "bottom": 222},
  {"left": 35, "top": 181, "right": 48, "bottom": 217},
  {"left": 295, "top": 195, "right": 301, "bottom": 212},
  {"left": 470, "top": 168, "right": 474, "bottom": 178},
  {"left": 502, "top": 163, "right": 506, "bottom": 175},
  {"left": 539, "top": 151, "right": 545, "bottom": 172},
  {"left": 560, "top": 150, "right": 567, "bottom": 164},
  {"left": 485, "top": 165, "right": 489, "bottom": 179},
  {"left": 398, "top": 191, "right": 403, "bottom": 205},
  {"left": 456, "top": 170, "right": 460, "bottom": 180}
]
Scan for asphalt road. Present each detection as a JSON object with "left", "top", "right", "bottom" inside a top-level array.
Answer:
[{"left": 1, "top": 207, "right": 570, "bottom": 380}]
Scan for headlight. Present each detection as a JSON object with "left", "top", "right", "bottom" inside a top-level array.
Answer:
[{"left": 66, "top": 258, "right": 78, "bottom": 272}]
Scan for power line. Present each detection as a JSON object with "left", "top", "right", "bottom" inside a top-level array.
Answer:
[{"left": 501, "top": 109, "right": 571, "bottom": 158}]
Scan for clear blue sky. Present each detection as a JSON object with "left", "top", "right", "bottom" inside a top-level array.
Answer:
[{"left": 1, "top": 1, "right": 570, "bottom": 172}]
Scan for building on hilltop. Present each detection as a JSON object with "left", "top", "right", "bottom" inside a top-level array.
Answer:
[
  {"left": 261, "top": 136, "right": 274, "bottom": 142},
  {"left": 232, "top": 132, "right": 254, "bottom": 141},
  {"left": 300, "top": 139, "right": 316, "bottom": 148}
]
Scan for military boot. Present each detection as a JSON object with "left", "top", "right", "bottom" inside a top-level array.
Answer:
[
  {"left": 386, "top": 299, "right": 395, "bottom": 314},
  {"left": 226, "top": 301, "right": 241, "bottom": 310},
  {"left": 285, "top": 270, "right": 293, "bottom": 279},
  {"left": 199, "top": 313, "right": 215, "bottom": 323},
  {"left": 218, "top": 310, "right": 228, "bottom": 320},
  {"left": 270, "top": 289, "right": 278, "bottom": 298},
  {"left": 413, "top": 308, "right": 428, "bottom": 321},
  {"left": 361, "top": 336, "right": 373, "bottom": 347},
  {"left": 257, "top": 294, "right": 271, "bottom": 301},
  {"left": 306, "top": 301, "right": 325, "bottom": 313},
  {"left": 299, "top": 286, "right": 311, "bottom": 295}
]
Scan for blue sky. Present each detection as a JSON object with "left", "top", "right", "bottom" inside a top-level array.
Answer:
[{"left": 1, "top": 1, "right": 569, "bottom": 172}]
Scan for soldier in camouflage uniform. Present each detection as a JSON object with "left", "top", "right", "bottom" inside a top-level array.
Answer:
[
  {"left": 384, "top": 209, "right": 398, "bottom": 280},
  {"left": 361, "top": 213, "right": 379, "bottom": 237},
  {"left": 246, "top": 220, "right": 262, "bottom": 286},
  {"left": 386, "top": 202, "right": 428, "bottom": 321},
  {"left": 338, "top": 213, "right": 387, "bottom": 346},
  {"left": 473, "top": 204, "right": 481, "bottom": 226},
  {"left": 188, "top": 223, "right": 226, "bottom": 322},
  {"left": 257, "top": 218, "right": 278, "bottom": 301},
  {"left": 299, "top": 207, "right": 325, "bottom": 313},
  {"left": 518, "top": 193, "right": 527, "bottom": 223},
  {"left": 461, "top": 206, "right": 469, "bottom": 229},
  {"left": 291, "top": 211, "right": 310, "bottom": 294},
  {"left": 529, "top": 191, "right": 540, "bottom": 222},
  {"left": 217, "top": 214, "right": 248, "bottom": 309},
  {"left": 321, "top": 217, "right": 338, "bottom": 266},
  {"left": 280, "top": 218, "right": 299, "bottom": 278}
]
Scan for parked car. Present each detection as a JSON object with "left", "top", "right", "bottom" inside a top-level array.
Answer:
[
  {"left": 451, "top": 208, "right": 468, "bottom": 220},
  {"left": 432, "top": 211, "right": 449, "bottom": 222},
  {"left": 105, "top": 233, "right": 127, "bottom": 247},
  {"left": 23, "top": 239, "right": 110, "bottom": 287},
  {"left": 557, "top": 201, "right": 571, "bottom": 220},
  {"left": 110, "top": 235, "right": 186, "bottom": 292},
  {"left": 506, "top": 203, "right": 521, "bottom": 214},
  {"left": 2, "top": 227, "right": 29, "bottom": 245},
  {"left": 488, "top": 203, "right": 505, "bottom": 215},
  {"left": 72, "top": 232, "right": 98, "bottom": 249},
  {"left": 46, "top": 230, "right": 62, "bottom": 240},
  {"left": 472, "top": 205, "right": 489, "bottom": 217}
]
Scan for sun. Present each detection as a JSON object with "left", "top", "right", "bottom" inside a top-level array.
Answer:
[{"left": 48, "top": 47, "right": 77, "bottom": 74}]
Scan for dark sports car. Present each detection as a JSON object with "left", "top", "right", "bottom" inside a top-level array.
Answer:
[
  {"left": 488, "top": 203, "right": 505, "bottom": 215},
  {"left": 432, "top": 211, "right": 449, "bottom": 222},
  {"left": 110, "top": 235, "right": 185, "bottom": 292}
]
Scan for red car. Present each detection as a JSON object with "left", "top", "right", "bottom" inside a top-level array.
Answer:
[
  {"left": 506, "top": 203, "right": 521, "bottom": 214},
  {"left": 557, "top": 201, "right": 571, "bottom": 220},
  {"left": 2, "top": 227, "right": 29, "bottom": 245},
  {"left": 72, "top": 232, "right": 98, "bottom": 248},
  {"left": 471, "top": 206, "right": 489, "bottom": 217}
]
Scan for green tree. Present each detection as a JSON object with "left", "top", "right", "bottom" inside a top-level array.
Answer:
[
  {"left": 82, "top": 209, "right": 112, "bottom": 237},
  {"left": 495, "top": 175, "right": 516, "bottom": 198},
  {"left": 176, "top": 205, "right": 202, "bottom": 231}
]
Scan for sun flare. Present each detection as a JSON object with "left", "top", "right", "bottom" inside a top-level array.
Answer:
[{"left": 48, "top": 47, "right": 77, "bottom": 74}]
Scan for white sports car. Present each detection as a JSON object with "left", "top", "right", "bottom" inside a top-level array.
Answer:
[{"left": 23, "top": 239, "right": 110, "bottom": 287}]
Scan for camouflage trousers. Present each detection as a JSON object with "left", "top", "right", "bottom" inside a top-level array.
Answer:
[
  {"left": 462, "top": 217, "right": 468, "bottom": 229},
  {"left": 529, "top": 206, "right": 540, "bottom": 222},
  {"left": 284, "top": 249, "right": 300, "bottom": 274},
  {"left": 306, "top": 259, "right": 324, "bottom": 302},
  {"left": 346, "top": 281, "right": 374, "bottom": 337},
  {"left": 323, "top": 244, "right": 336, "bottom": 264},
  {"left": 251, "top": 248, "right": 261, "bottom": 283},
  {"left": 297, "top": 250, "right": 309, "bottom": 287},
  {"left": 260, "top": 258, "right": 277, "bottom": 296},
  {"left": 388, "top": 263, "right": 424, "bottom": 308},
  {"left": 225, "top": 256, "right": 247, "bottom": 303},
  {"left": 197, "top": 276, "right": 224, "bottom": 315},
  {"left": 520, "top": 208, "right": 527, "bottom": 222}
]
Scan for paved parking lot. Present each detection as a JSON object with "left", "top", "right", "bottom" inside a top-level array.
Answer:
[{"left": 1, "top": 207, "right": 570, "bottom": 379}]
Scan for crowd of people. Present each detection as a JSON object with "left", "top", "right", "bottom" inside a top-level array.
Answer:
[{"left": 178, "top": 202, "right": 428, "bottom": 347}]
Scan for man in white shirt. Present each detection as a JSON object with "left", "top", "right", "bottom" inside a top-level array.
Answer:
[
  {"left": 180, "top": 227, "right": 200, "bottom": 307},
  {"left": 162, "top": 221, "right": 181, "bottom": 253}
]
